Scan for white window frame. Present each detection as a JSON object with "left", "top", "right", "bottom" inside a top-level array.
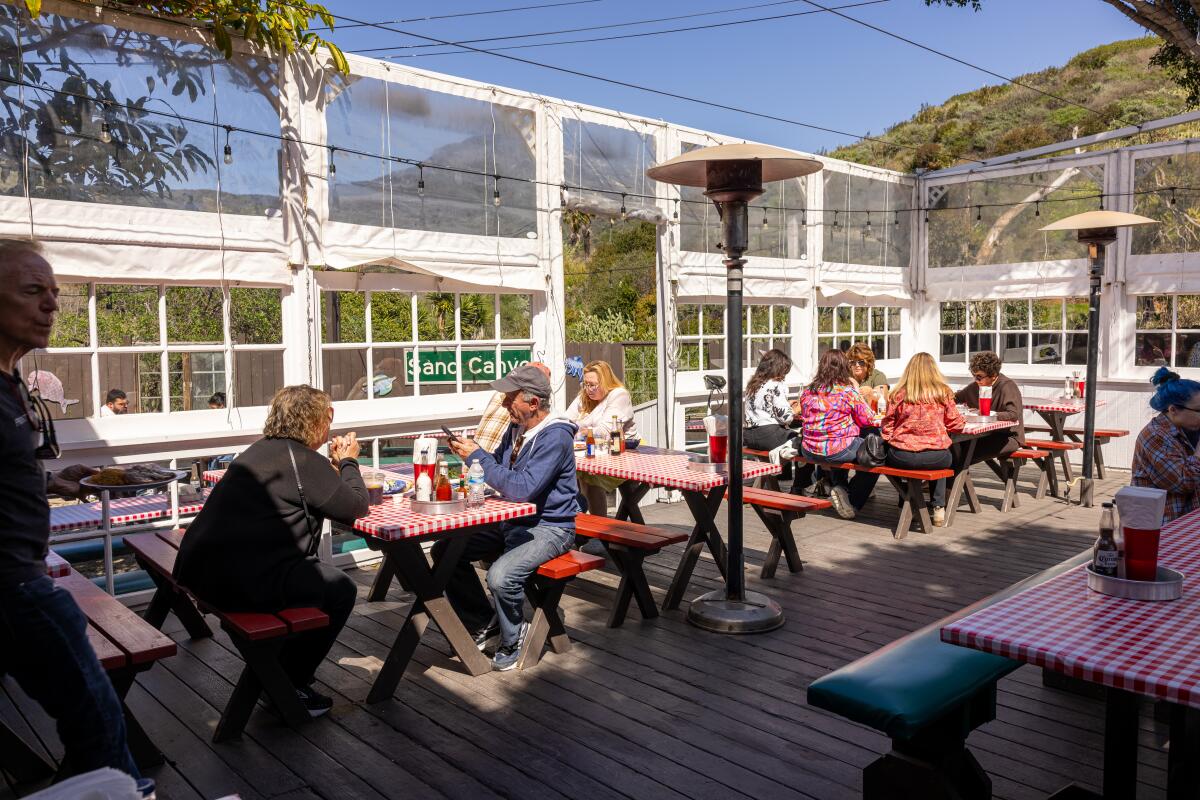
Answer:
[
  {"left": 676, "top": 302, "right": 796, "bottom": 375},
  {"left": 937, "top": 298, "right": 1090, "bottom": 374},
  {"left": 1130, "top": 293, "right": 1200, "bottom": 376},
  {"left": 816, "top": 303, "right": 904, "bottom": 369}
]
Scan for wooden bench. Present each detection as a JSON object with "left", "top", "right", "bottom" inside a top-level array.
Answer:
[
  {"left": 124, "top": 530, "right": 331, "bottom": 742},
  {"left": 807, "top": 550, "right": 1091, "bottom": 800},
  {"left": 518, "top": 551, "right": 605, "bottom": 670},
  {"left": 986, "top": 448, "right": 1059, "bottom": 511},
  {"left": 575, "top": 514, "right": 688, "bottom": 628},
  {"left": 728, "top": 487, "right": 832, "bottom": 578},
  {"left": 1025, "top": 425, "right": 1129, "bottom": 479},
  {"left": 124, "top": 530, "right": 212, "bottom": 640},
  {"left": 745, "top": 449, "right": 953, "bottom": 539},
  {"left": 1023, "top": 436, "right": 1084, "bottom": 484}
]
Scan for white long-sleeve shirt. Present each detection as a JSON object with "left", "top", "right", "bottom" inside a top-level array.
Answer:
[
  {"left": 566, "top": 386, "right": 639, "bottom": 441},
  {"left": 745, "top": 379, "right": 794, "bottom": 428}
]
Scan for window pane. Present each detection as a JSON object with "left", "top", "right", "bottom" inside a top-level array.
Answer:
[
  {"left": 678, "top": 304, "right": 700, "bottom": 336},
  {"left": 886, "top": 335, "right": 900, "bottom": 359},
  {"left": 232, "top": 350, "right": 284, "bottom": 407},
  {"left": 968, "top": 301, "right": 995, "bottom": 331},
  {"left": 678, "top": 344, "right": 700, "bottom": 371},
  {"left": 968, "top": 333, "right": 994, "bottom": 354},
  {"left": 1001, "top": 300, "right": 1028, "bottom": 330},
  {"left": 940, "top": 333, "right": 966, "bottom": 362},
  {"left": 703, "top": 305, "right": 725, "bottom": 335},
  {"left": 417, "top": 293, "right": 456, "bottom": 342},
  {"left": 817, "top": 335, "right": 835, "bottom": 355},
  {"left": 940, "top": 302, "right": 965, "bottom": 330},
  {"left": 870, "top": 307, "right": 885, "bottom": 333},
  {"left": 22, "top": 353, "right": 92, "bottom": 419},
  {"left": 1065, "top": 333, "right": 1089, "bottom": 365},
  {"left": 870, "top": 336, "right": 885, "bottom": 360},
  {"left": 321, "top": 291, "right": 365, "bottom": 343},
  {"left": 702, "top": 340, "right": 724, "bottom": 370},
  {"left": 99, "top": 353, "right": 155, "bottom": 414},
  {"left": 1032, "top": 299, "right": 1061, "bottom": 330},
  {"left": 1176, "top": 333, "right": 1200, "bottom": 368},
  {"left": 1179, "top": 295, "right": 1200, "bottom": 329},
  {"left": 1136, "top": 295, "right": 1172, "bottom": 330},
  {"left": 500, "top": 294, "right": 532, "bottom": 339},
  {"left": 460, "top": 294, "right": 494, "bottom": 341},
  {"left": 168, "top": 351, "right": 225, "bottom": 412},
  {"left": 230, "top": 288, "right": 282, "bottom": 345},
  {"left": 97, "top": 284, "right": 158, "bottom": 347},
  {"left": 1032, "top": 333, "right": 1062, "bottom": 364},
  {"left": 835, "top": 306, "right": 851, "bottom": 334},
  {"left": 1000, "top": 333, "right": 1028, "bottom": 363},
  {"left": 750, "top": 307, "right": 770, "bottom": 335},
  {"left": 887, "top": 307, "right": 901, "bottom": 331},
  {"left": 166, "top": 287, "right": 223, "bottom": 345},
  {"left": 1065, "top": 297, "right": 1090, "bottom": 330},
  {"left": 322, "top": 348, "right": 368, "bottom": 401},
  {"left": 853, "top": 307, "right": 868, "bottom": 332},
  {"left": 773, "top": 306, "right": 791, "bottom": 335},
  {"left": 836, "top": 336, "right": 853, "bottom": 352},
  {"left": 1136, "top": 333, "right": 1170, "bottom": 366},
  {"left": 372, "top": 348, "right": 415, "bottom": 398},
  {"left": 370, "top": 292, "right": 413, "bottom": 342},
  {"left": 50, "top": 284, "right": 90, "bottom": 348}
]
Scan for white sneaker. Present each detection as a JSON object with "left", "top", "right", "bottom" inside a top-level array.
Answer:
[
  {"left": 829, "top": 485, "right": 855, "bottom": 519},
  {"left": 932, "top": 506, "right": 946, "bottom": 527}
]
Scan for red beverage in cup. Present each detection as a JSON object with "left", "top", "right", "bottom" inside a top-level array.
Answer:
[
  {"left": 1123, "top": 526, "right": 1161, "bottom": 581},
  {"left": 708, "top": 434, "right": 728, "bottom": 463},
  {"left": 1076, "top": 380, "right": 1086, "bottom": 398},
  {"left": 979, "top": 396, "right": 992, "bottom": 416}
]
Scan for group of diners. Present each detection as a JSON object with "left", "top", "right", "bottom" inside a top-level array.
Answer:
[{"left": 744, "top": 346, "right": 1026, "bottom": 525}]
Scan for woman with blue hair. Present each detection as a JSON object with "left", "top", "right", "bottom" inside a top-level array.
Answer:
[{"left": 1131, "top": 367, "right": 1200, "bottom": 523}]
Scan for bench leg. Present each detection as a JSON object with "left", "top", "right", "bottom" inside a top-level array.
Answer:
[
  {"left": 139, "top": 564, "right": 212, "bottom": 639},
  {"left": 518, "top": 579, "right": 570, "bottom": 670},
  {"left": 886, "top": 475, "right": 913, "bottom": 540},
  {"left": 214, "top": 636, "right": 309, "bottom": 742},
  {"left": 999, "top": 461, "right": 1020, "bottom": 512},
  {"left": 604, "top": 545, "right": 659, "bottom": 627},
  {"left": 0, "top": 718, "right": 55, "bottom": 786},
  {"left": 749, "top": 505, "right": 801, "bottom": 578},
  {"left": 108, "top": 669, "right": 163, "bottom": 769}
]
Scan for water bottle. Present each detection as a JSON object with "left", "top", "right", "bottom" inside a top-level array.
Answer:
[{"left": 467, "top": 462, "right": 486, "bottom": 508}]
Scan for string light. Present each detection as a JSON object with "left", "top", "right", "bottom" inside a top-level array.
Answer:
[
  {"left": 1034, "top": 201, "right": 1040, "bottom": 217},
  {"left": 800, "top": 209, "right": 806, "bottom": 227},
  {"left": 976, "top": 205, "right": 981, "bottom": 222},
  {"left": 761, "top": 207, "right": 768, "bottom": 230},
  {"left": 620, "top": 193, "right": 627, "bottom": 221},
  {"left": 560, "top": 183, "right": 568, "bottom": 206},
  {"left": 417, "top": 164, "right": 425, "bottom": 197},
  {"left": 894, "top": 210, "right": 899, "bottom": 227},
  {"left": 672, "top": 198, "right": 679, "bottom": 220},
  {"left": 924, "top": 210, "right": 929, "bottom": 224},
  {"left": 492, "top": 175, "right": 501, "bottom": 207},
  {"left": 222, "top": 125, "right": 232, "bottom": 165},
  {"left": 864, "top": 211, "right": 872, "bottom": 236},
  {"left": 1170, "top": 187, "right": 1177, "bottom": 207},
  {"left": 99, "top": 119, "right": 111, "bottom": 144},
  {"left": 328, "top": 146, "right": 336, "bottom": 179},
  {"left": 1098, "top": 193, "right": 1104, "bottom": 210},
  {"left": 833, "top": 210, "right": 839, "bottom": 229}
]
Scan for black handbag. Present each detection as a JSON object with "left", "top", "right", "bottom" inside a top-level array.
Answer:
[{"left": 856, "top": 429, "right": 887, "bottom": 468}]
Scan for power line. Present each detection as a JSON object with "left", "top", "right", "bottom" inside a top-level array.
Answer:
[
  {"left": 310, "top": 0, "right": 604, "bottom": 32},
  {"left": 351, "top": 0, "right": 845, "bottom": 55},
  {"left": 373, "top": 0, "right": 891, "bottom": 59}
]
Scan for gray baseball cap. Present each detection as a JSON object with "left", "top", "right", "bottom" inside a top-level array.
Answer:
[{"left": 491, "top": 363, "right": 551, "bottom": 397}]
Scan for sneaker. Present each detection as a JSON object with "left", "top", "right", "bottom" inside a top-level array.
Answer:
[
  {"left": 135, "top": 778, "right": 156, "bottom": 798},
  {"left": 492, "top": 621, "right": 529, "bottom": 672},
  {"left": 932, "top": 506, "right": 946, "bottom": 527},
  {"left": 829, "top": 485, "right": 855, "bottom": 519},
  {"left": 295, "top": 685, "right": 333, "bottom": 718},
  {"left": 472, "top": 617, "right": 501, "bottom": 651},
  {"left": 810, "top": 478, "right": 831, "bottom": 498},
  {"left": 579, "top": 538, "right": 607, "bottom": 557}
]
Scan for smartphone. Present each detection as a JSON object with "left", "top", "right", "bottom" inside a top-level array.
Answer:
[{"left": 441, "top": 425, "right": 462, "bottom": 443}]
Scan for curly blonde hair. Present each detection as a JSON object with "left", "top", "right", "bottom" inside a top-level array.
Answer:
[{"left": 263, "top": 385, "right": 332, "bottom": 448}]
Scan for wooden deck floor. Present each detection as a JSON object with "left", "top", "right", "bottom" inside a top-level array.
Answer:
[{"left": 3, "top": 468, "right": 1173, "bottom": 800}]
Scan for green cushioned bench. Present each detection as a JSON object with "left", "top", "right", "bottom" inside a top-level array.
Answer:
[{"left": 807, "top": 549, "right": 1091, "bottom": 800}]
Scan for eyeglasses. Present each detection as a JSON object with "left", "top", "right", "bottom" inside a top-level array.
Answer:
[
  {"left": 972, "top": 373, "right": 989, "bottom": 381},
  {"left": 849, "top": 360, "right": 868, "bottom": 367},
  {"left": 582, "top": 382, "right": 601, "bottom": 391},
  {"left": 1176, "top": 405, "right": 1200, "bottom": 413},
  {"left": 11, "top": 380, "right": 60, "bottom": 460}
]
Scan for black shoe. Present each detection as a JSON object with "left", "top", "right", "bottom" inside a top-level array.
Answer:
[
  {"left": 295, "top": 685, "right": 333, "bottom": 718},
  {"left": 579, "top": 538, "right": 607, "bottom": 557},
  {"left": 472, "top": 618, "right": 501, "bottom": 651}
]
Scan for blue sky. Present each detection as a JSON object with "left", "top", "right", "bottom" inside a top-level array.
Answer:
[{"left": 321, "top": 0, "right": 1147, "bottom": 154}]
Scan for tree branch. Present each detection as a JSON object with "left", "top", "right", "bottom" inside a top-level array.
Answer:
[{"left": 1100, "top": 0, "right": 1200, "bottom": 62}]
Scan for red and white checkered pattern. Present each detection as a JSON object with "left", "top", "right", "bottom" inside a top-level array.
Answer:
[
  {"left": 961, "top": 420, "right": 1017, "bottom": 436},
  {"left": 942, "top": 509, "right": 1200, "bottom": 709},
  {"left": 49, "top": 494, "right": 207, "bottom": 533},
  {"left": 44, "top": 549, "right": 70, "bottom": 578},
  {"left": 575, "top": 450, "right": 779, "bottom": 492},
  {"left": 204, "top": 465, "right": 413, "bottom": 486},
  {"left": 354, "top": 496, "right": 536, "bottom": 541},
  {"left": 1024, "top": 397, "right": 1109, "bottom": 414},
  {"left": 202, "top": 469, "right": 225, "bottom": 485}
]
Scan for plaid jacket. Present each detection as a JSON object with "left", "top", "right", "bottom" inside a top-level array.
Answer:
[
  {"left": 473, "top": 392, "right": 513, "bottom": 454},
  {"left": 1132, "top": 413, "right": 1200, "bottom": 523}
]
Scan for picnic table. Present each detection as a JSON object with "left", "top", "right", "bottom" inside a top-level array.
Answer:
[
  {"left": 944, "top": 419, "right": 1018, "bottom": 526},
  {"left": 44, "top": 549, "right": 70, "bottom": 578},
  {"left": 49, "top": 493, "right": 207, "bottom": 533},
  {"left": 574, "top": 446, "right": 779, "bottom": 610},
  {"left": 942, "top": 509, "right": 1200, "bottom": 798},
  {"left": 355, "top": 496, "right": 537, "bottom": 702}
]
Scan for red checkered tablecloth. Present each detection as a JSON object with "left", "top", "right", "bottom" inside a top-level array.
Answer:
[
  {"left": 961, "top": 420, "right": 1017, "bottom": 436},
  {"left": 204, "top": 465, "right": 412, "bottom": 485},
  {"left": 575, "top": 450, "right": 779, "bottom": 493},
  {"left": 45, "top": 549, "right": 70, "bottom": 578},
  {"left": 49, "top": 493, "right": 207, "bottom": 533},
  {"left": 354, "top": 496, "right": 536, "bottom": 541},
  {"left": 942, "top": 509, "right": 1200, "bottom": 709},
  {"left": 1024, "top": 397, "right": 1109, "bottom": 414}
]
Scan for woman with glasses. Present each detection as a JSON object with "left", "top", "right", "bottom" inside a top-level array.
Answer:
[
  {"left": 566, "top": 360, "right": 638, "bottom": 517},
  {"left": 881, "top": 353, "right": 965, "bottom": 527},
  {"left": 1132, "top": 367, "right": 1200, "bottom": 523},
  {"left": 847, "top": 342, "right": 889, "bottom": 410}
]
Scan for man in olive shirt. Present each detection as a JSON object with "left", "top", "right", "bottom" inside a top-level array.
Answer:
[
  {"left": 954, "top": 350, "right": 1027, "bottom": 465},
  {"left": 0, "top": 239, "right": 140, "bottom": 780}
]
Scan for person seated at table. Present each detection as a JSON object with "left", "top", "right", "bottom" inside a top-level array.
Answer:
[
  {"left": 445, "top": 364, "right": 579, "bottom": 671},
  {"left": 953, "top": 351, "right": 1025, "bottom": 464},
  {"left": 174, "top": 385, "right": 368, "bottom": 717},
  {"left": 882, "top": 353, "right": 965, "bottom": 527},
  {"left": 791, "top": 349, "right": 880, "bottom": 519},
  {"left": 847, "top": 342, "right": 889, "bottom": 409},
  {"left": 567, "top": 359, "right": 638, "bottom": 518},
  {"left": 744, "top": 348, "right": 797, "bottom": 483},
  {"left": 473, "top": 362, "right": 552, "bottom": 454},
  {"left": 1132, "top": 367, "right": 1200, "bottom": 523}
]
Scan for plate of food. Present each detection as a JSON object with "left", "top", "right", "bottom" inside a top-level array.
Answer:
[{"left": 80, "top": 464, "right": 188, "bottom": 493}]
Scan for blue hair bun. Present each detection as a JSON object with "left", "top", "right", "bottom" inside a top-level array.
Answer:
[{"left": 1151, "top": 366, "right": 1180, "bottom": 387}]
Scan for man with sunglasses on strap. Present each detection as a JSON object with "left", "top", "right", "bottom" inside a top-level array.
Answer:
[{"left": 0, "top": 239, "right": 144, "bottom": 784}]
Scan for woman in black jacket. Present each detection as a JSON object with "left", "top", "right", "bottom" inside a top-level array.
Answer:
[{"left": 175, "top": 385, "right": 369, "bottom": 715}]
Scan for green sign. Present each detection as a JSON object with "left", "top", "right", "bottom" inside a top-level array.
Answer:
[{"left": 404, "top": 348, "right": 532, "bottom": 384}]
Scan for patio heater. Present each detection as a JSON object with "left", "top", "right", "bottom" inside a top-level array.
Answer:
[
  {"left": 1040, "top": 210, "right": 1156, "bottom": 507},
  {"left": 648, "top": 143, "right": 822, "bottom": 633}
]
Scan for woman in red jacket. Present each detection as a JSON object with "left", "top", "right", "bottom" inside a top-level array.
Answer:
[{"left": 881, "top": 352, "right": 965, "bottom": 527}]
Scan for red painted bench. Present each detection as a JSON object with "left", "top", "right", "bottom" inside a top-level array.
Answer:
[
  {"left": 124, "top": 530, "right": 330, "bottom": 742},
  {"left": 518, "top": 551, "right": 605, "bottom": 670},
  {"left": 987, "top": 448, "right": 1058, "bottom": 511},
  {"left": 575, "top": 513, "right": 688, "bottom": 627},
  {"left": 730, "top": 487, "right": 832, "bottom": 578},
  {"left": 1024, "top": 425, "right": 1129, "bottom": 479}
]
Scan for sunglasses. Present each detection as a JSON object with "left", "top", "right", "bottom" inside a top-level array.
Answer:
[
  {"left": 972, "top": 373, "right": 989, "bottom": 381},
  {"left": 11, "top": 380, "right": 60, "bottom": 460},
  {"left": 849, "top": 360, "right": 868, "bottom": 367}
]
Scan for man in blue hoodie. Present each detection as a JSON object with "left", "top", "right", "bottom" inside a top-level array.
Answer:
[{"left": 443, "top": 364, "right": 580, "bottom": 670}]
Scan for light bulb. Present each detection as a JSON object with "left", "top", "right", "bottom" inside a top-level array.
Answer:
[
  {"left": 418, "top": 166, "right": 425, "bottom": 197},
  {"left": 99, "top": 120, "right": 111, "bottom": 144},
  {"left": 761, "top": 210, "right": 768, "bottom": 230},
  {"left": 223, "top": 143, "right": 232, "bottom": 165},
  {"left": 620, "top": 195, "right": 627, "bottom": 221},
  {"left": 493, "top": 189, "right": 501, "bottom": 207}
]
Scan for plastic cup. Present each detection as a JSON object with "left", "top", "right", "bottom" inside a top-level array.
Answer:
[
  {"left": 709, "top": 434, "right": 728, "bottom": 463},
  {"left": 1076, "top": 379, "right": 1086, "bottom": 399},
  {"left": 979, "top": 396, "right": 992, "bottom": 416},
  {"left": 364, "top": 471, "right": 385, "bottom": 506},
  {"left": 1123, "top": 526, "right": 1161, "bottom": 581}
]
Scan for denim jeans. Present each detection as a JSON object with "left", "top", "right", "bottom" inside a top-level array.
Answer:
[
  {"left": 887, "top": 448, "right": 953, "bottom": 507},
  {"left": 800, "top": 438, "right": 880, "bottom": 510},
  {"left": 433, "top": 522, "right": 575, "bottom": 646},
  {"left": 0, "top": 576, "right": 138, "bottom": 779}
]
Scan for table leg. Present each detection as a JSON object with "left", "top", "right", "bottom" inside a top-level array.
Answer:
[
  {"left": 1102, "top": 688, "right": 1139, "bottom": 800},
  {"left": 1168, "top": 703, "right": 1200, "bottom": 800},
  {"left": 944, "top": 438, "right": 981, "bottom": 527},
  {"left": 663, "top": 487, "right": 727, "bottom": 611},
  {"left": 1038, "top": 410, "right": 1075, "bottom": 484},
  {"left": 109, "top": 669, "right": 163, "bottom": 769},
  {"left": 615, "top": 481, "right": 652, "bottom": 524},
  {"left": 368, "top": 535, "right": 491, "bottom": 704}
]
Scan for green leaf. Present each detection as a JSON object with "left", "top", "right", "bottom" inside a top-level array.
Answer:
[{"left": 326, "top": 42, "right": 349, "bottom": 75}]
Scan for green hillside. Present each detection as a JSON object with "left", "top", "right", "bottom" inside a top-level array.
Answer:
[{"left": 830, "top": 37, "right": 1193, "bottom": 172}]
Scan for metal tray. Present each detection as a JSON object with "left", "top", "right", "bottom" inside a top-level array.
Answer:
[
  {"left": 410, "top": 498, "right": 468, "bottom": 515},
  {"left": 80, "top": 469, "right": 188, "bottom": 494},
  {"left": 1086, "top": 565, "right": 1184, "bottom": 601},
  {"left": 686, "top": 454, "right": 728, "bottom": 473}
]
